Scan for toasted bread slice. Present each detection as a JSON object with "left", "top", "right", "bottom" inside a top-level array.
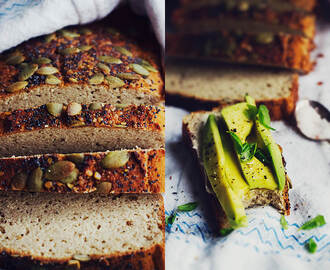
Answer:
[
  {"left": 0, "top": 192, "right": 164, "bottom": 270},
  {"left": 166, "top": 60, "right": 298, "bottom": 120},
  {"left": 182, "top": 110, "right": 291, "bottom": 230}
]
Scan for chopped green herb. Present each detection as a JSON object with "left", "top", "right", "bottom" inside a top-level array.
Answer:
[
  {"left": 257, "top": 105, "right": 275, "bottom": 131},
  {"left": 305, "top": 238, "right": 317, "bottom": 253},
  {"left": 227, "top": 132, "right": 256, "bottom": 162},
  {"left": 255, "top": 148, "right": 272, "bottom": 165},
  {"left": 177, "top": 202, "right": 198, "bottom": 212},
  {"left": 165, "top": 212, "right": 177, "bottom": 226},
  {"left": 280, "top": 215, "right": 288, "bottom": 230},
  {"left": 219, "top": 228, "right": 234, "bottom": 236},
  {"left": 228, "top": 131, "right": 243, "bottom": 153},
  {"left": 299, "top": 215, "right": 326, "bottom": 230}
]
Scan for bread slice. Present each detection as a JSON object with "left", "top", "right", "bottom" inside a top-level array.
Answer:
[
  {"left": 182, "top": 110, "right": 291, "bottom": 230},
  {"left": 166, "top": 60, "right": 298, "bottom": 120},
  {"left": 0, "top": 104, "right": 164, "bottom": 157},
  {"left": 166, "top": 31, "right": 314, "bottom": 73},
  {"left": 0, "top": 20, "right": 163, "bottom": 112},
  {"left": 0, "top": 192, "right": 164, "bottom": 270},
  {"left": 179, "top": 0, "right": 316, "bottom": 13},
  {"left": 0, "top": 148, "right": 164, "bottom": 193}
]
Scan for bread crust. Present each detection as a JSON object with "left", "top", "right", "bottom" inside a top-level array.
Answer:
[
  {"left": 167, "top": 73, "right": 299, "bottom": 121},
  {"left": 0, "top": 148, "right": 164, "bottom": 194},
  {"left": 182, "top": 110, "right": 291, "bottom": 231},
  {"left": 167, "top": 32, "right": 314, "bottom": 74}
]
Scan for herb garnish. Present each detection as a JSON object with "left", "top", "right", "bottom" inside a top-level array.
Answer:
[
  {"left": 257, "top": 105, "right": 275, "bottom": 131},
  {"left": 299, "top": 215, "right": 326, "bottom": 230},
  {"left": 280, "top": 215, "right": 288, "bottom": 230},
  {"left": 255, "top": 148, "right": 272, "bottom": 165},
  {"left": 228, "top": 131, "right": 257, "bottom": 162},
  {"left": 219, "top": 228, "right": 234, "bottom": 236},
  {"left": 177, "top": 202, "right": 198, "bottom": 212},
  {"left": 305, "top": 238, "right": 317, "bottom": 253},
  {"left": 165, "top": 212, "right": 177, "bottom": 226}
]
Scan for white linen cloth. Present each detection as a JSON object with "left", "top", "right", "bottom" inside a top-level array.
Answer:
[
  {"left": 165, "top": 22, "right": 330, "bottom": 270},
  {"left": 0, "top": 0, "right": 164, "bottom": 53}
]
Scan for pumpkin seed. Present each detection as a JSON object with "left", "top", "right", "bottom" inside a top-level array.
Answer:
[
  {"left": 6, "top": 53, "right": 25, "bottom": 65},
  {"left": 97, "top": 182, "right": 112, "bottom": 193},
  {"left": 78, "top": 45, "right": 92, "bottom": 51},
  {"left": 18, "top": 63, "right": 38, "bottom": 81},
  {"left": 11, "top": 172, "right": 28, "bottom": 190},
  {"left": 101, "top": 151, "right": 130, "bottom": 169},
  {"left": 60, "top": 168, "right": 79, "bottom": 184},
  {"left": 89, "top": 73, "right": 104, "bottom": 85},
  {"left": 140, "top": 59, "right": 157, "bottom": 72},
  {"left": 256, "top": 32, "right": 274, "bottom": 44},
  {"left": 66, "top": 153, "right": 85, "bottom": 164},
  {"left": 105, "top": 76, "right": 125, "bottom": 88},
  {"left": 27, "top": 167, "right": 43, "bottom": 192},
  {"left": 89, "top": 102, "right": 103, "bottom": 110},
  {"left": 46, "top": 103, "right": 63, "bottom": 117},
  {"left": 98, "top": 56, "right": 122, "bottom": 64},
  {"left": 6, "top": 81, "right": 28, "bottom": 93},
  {"left": 129, "top": 63, "right": 149, "bottom": 76},
  {"left": 46, "top": 75, "right": 61, "bottom": 85},
  {"left": 33, "top": 57, "right": 51, "bottom": 65},
  {"left": 73, "top": 254, "right": 91, "bottom": 262},
  {"left": 114, "top": 46, "right": 132, "bottom": 57},
  {"left": 97, "top": 63, "right": 110, "bottom": 74},
  {"left": 37, "top": 66, "right": 59, "bottom": 75},
  {"left": 45, "top": 161, "right": 76, "bottom": 181},
  {"left": 67, "top": 102, "right": 82, "bottom": 116},
  {"left": 19, "top": 62, "right": 28, "bottom": 69},
  {"left": 60, "top": 30, "right": 80, "bottom": 39},
  {"left": 44, "top": 33, "right": 56, "bottom": 43},
  {"left": 59, "top": 47, "right": 80, "bottom": 55},
  {"left": 116, "top": 72, "right": 140, "bottom": 81},
  {"left": 79, "top": 28, "right": 92, "bottom": 35}
]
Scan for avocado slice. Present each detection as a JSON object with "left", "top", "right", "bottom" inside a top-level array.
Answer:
[
  {"left": 255, "top": 119, "right": 286, "bottom": 190},
  {"left": 222, "top": 101, "right": 278, "bottom": 190},
  {"left": 202, "top": 114, "right": 248, "bottom": 228}
]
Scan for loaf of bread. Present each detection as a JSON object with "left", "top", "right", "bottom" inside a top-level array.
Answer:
[
  {"left": 0, "top": 104, "right": 165, "bottom": 157},
  {"left": 0, "top": 148, "right": 164, "bottom": 193},
  {"left": 0, "top": 192, "right": 164, "bottom": 270},
  {"left": 167, "top": 30, "right": 314, "bottom": 73},
  {"left": 0, "top": 21, "right": 163, "bottom": 112},
  {"left": 182, "top": 110, "right": 291, "bottom": 229},
  {"left": 166, "top": 60, "right": 298, "bottom": 120}
]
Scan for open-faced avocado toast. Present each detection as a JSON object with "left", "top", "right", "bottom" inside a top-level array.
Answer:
[{"left": 182, "top": 96, "right": 291, "bottom": 230}]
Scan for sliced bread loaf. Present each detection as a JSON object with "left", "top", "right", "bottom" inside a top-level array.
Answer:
[
  {"left": 0, "top": 104, "right": 165, "bottom": 157},
  {"left": 0, "top": 192, "right": 164, "bottom": 270},
  {"left": 0, "top": 148, "right": 165, "bottom": 193},
  {"left": 182, "top": 110, "right": 291, "bottom": 229},
  {"left": 166, "top": 60, "right": 298, "bottom": 120}
]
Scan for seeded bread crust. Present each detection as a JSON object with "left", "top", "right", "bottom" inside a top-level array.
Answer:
[
  {"left": 182, "top": 110, "right": 291, "bottom": 230},
  {"left": 167, "top": 31, "right": 314, "bottom": 74},
  {"left": 0, "top": 148, "right": 164, "bottom": 194},
  {"left": 0, "top": 17, "right": 163, "bottom": 112}
]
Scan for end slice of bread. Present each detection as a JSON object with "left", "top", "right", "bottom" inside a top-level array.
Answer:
[
  {"left": 182, "top": 110, "right": 291, "bottom": 230},
  {"left": 166, "top": 60, "right": 298, "bottom": 120},
  {"left": 0, "top": 192, "right": 164, "bottom": 270}
]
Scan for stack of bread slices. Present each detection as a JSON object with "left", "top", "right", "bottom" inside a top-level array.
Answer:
[
  {"left": 166, "top": 0, "right": 317, "bottom": 119},
  {"left": 0, "top": 7, "right": 164, "bottom": 270}
]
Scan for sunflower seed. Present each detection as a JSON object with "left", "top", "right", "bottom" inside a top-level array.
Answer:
[
  {"left": 129, "top": 63, "right": 149, "bottom": 76},
  {"left": 60, "top": 30, "right": 80, "bottom": 39},
  {"left": 97, "top": 63, "right": 110, "bottom": 74},
  {"left": 89, "top": 73, "right": 104, "bottom": 85},
  {"left": 46, "top": 103, "right": 63, "bottom": 117},
  {"left": 78, "top": 45, "right": 92, "bottom": 51},
  {"left": 37, "top": 66, "right": 59, "bottom": 75},
  {"left": 97, "top": 182, "right": 112, "bottom": 193},
  {"left": 105, "top": 76, "right": 125, "bottom": 88},
  {"left": 27, "top": 167, "right": 43, "bottom": 192},
  {"left": 11, "top": 172, "right": 28, "bottom": 190},
  {"left": 116, "top": 72, "right": 140, "bottom": 80},
  {"left": 6, "top": 53, "right": 25, "bottom": 65},
  {"left": 114, "top": 46, "right": 132, "bottom": 57},
  {"left": 73, "top": 254, "right": 91, "bottom": 262},
  {"left": 59, "top": 47, "right": 80, "bottom": 55},
  {"left": 18, "top": 63, "right": 38, "bottom": 81},
  {"left": 67, "top": 102, "right": 82, "bottom": 116},
  {"left": 45, "top": 161, "right": 76, "bottom": 181},
  {"left": 101, "top": 151, "right": 130, "bottom": 169},
  {"left": 89, "top": 103, "right": 103, "bottom": 110},
  {"left": 98, "top": 56, "right": 122, "bottom": 64},
  {"left": 6, "top": 81, "right": 28, "bottom": 93},
  {"left": 44, "top": 33, "right": 56, "bottom": 43},
  {"left": 46, "top": 75, "right": 61, "bottom": 85},
  {"left": 33, "top": 57, "right": 51, "bottom": 65}
]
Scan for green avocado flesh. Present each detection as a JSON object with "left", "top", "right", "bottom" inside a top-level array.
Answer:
[
  {"left": 222, "top": 102, "right": 278, "bottom": 190},
  {"left": 202, "top": 114, "right": 248, "bottom": 228}
]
